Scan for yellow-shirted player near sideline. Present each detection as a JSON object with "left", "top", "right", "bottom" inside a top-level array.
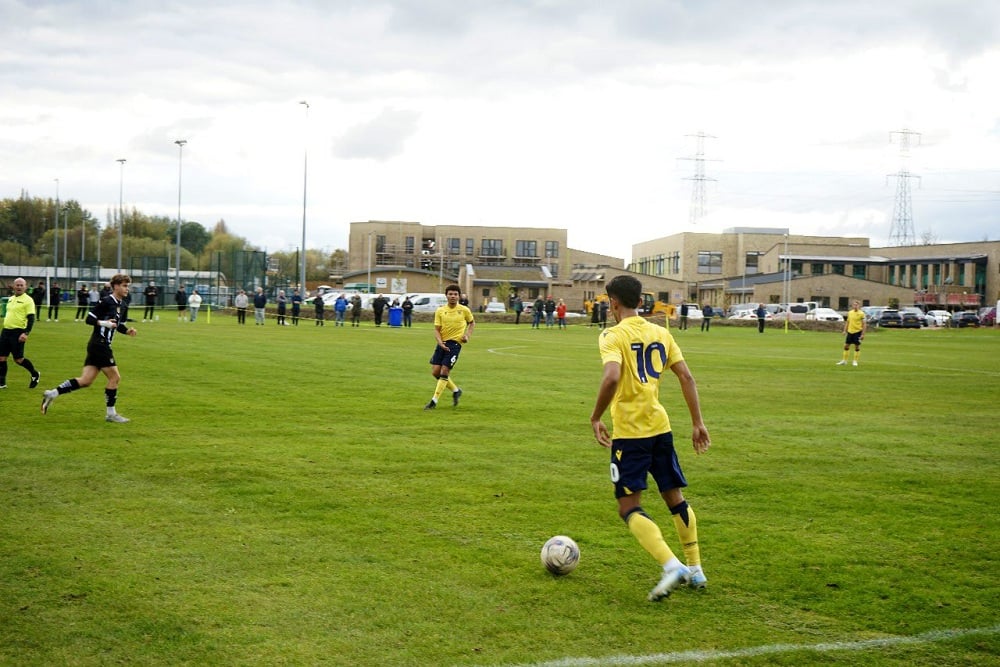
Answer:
[
  {"left": 838, "top": 300, "right": 866, "bottom": 366},
  {"left": 0, "top": 277, "right": 42, "bottom": 390},
  {"left": 424, "top": 284, "right": 475, "bottom": 410},
  {"left": 590, "top": 275, "right": 711, "bottom": 601}
]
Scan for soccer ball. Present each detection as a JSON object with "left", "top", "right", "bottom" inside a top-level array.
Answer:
[{"left": 540, "top": 535, "right": 580, "bottom": 575}]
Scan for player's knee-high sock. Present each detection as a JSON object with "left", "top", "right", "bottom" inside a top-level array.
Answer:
[
  {"left": 842, "top": 349, "right": 849, "bottom": 362},
  {"left": 105, "top": 388, "right": 118, "bottom": 415},
  {"left": 433, "top": 377, "right": 449, "bottom": 402},
  {"left": 444, "top": 376, "right": 458, "bottom": 392},
  {"left": 0, "top": 359, "right": 7, "bottom": 384},
  {"left": 670, "top": 501, "right": 700, "bottom": 567},
  {"left": 18, "top": 358, "right": 37, "bottom": 376},
  {"left": 854, "top": 349, "right": 862, "bottom": 362},
  {"left": 56, "top": 378, "right": 81, "bottom": 395},
  {"left": 624, "top": 507, "right": 675, "bottom": 566}
]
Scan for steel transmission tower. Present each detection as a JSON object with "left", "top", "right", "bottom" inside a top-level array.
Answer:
[
  {"left": 887, "top": 128, "right": 921, "bottom": 246},
  {"left": 681, "top": 132, "right": 717, "bottom": 225}
]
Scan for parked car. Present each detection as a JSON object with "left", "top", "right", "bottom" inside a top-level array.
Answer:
[
  {"left": 980, "top": 307, "right": 996, "bottom": 326},
  {"left": 728, "top": 310, "right": 772, "bottom": 321},
  {"left": 952, "top": 311, "right": 981, "bottom": 328},
  {"left": 899, "top": 307, "right": 928, "bottom": 327},
  {"left": 925, "top": 309, "right": 952, "bottom": 327},
  {"left": 863, "top": 306, "right": 889, "bottom": 324},
  {"left": 878, "top": 309, "right": 903, "bottom": 328},
  {"left": 684, "top": 307, "right": 704, "bottom": 320},
  {"left": 807, "top": 307, "right": 844, "bottom": 322},
  {"left": 484, "top": 301, "right": 506, "bottom": 313},
  {"left": 900, "top": 311, "right": 922, "bottom": 328}
]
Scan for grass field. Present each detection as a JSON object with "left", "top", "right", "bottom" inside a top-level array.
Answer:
[{"left": 2, "top": 312, "right": 998, "bottom": 666}]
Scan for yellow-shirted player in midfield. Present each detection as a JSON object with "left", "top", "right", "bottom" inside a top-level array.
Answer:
[
  {"left": 838, "top": 300, "right": 866, "bottom": 366},
  {"left": 0, "top": 277, "right": 42, "bottom": 390},
  {"left": 424, "top": 284, "right": 474, "bottom": 410},
  {"left": 590, "top": 275, "right": 711, "bottom": 601}
]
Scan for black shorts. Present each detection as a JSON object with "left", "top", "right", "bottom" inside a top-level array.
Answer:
[
  {"left": 429, "top": 340, "right": 462, "bottom": 369},
  {"left": 610, "top": 432, "right": 687, "bottom": 499},
  {"left": 845, "top": 331, "right": 863, "bottom": 346},
  {"left": 84, "top": 343, "right": 116, "bottom": 369},
  {"left": 0, "top": 328, "right": 26, "bottom": 358}
]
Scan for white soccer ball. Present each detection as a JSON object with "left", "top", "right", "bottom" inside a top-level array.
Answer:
[{"left": 540, "top": 535, "right": 580, "bottom": 575}]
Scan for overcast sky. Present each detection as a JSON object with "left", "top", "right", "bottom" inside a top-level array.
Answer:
[{"left": 2, "top": 0, "right": 998, "bottom": 262}]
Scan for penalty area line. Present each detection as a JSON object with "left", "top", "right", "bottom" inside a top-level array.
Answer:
[{"left": 500, "top": 625, "right": 1000, "bottom": 667}]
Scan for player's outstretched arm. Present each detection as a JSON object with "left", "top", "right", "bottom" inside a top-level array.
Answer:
[{"left": 670, "top": 360, "right": 711, "bottom": 455}]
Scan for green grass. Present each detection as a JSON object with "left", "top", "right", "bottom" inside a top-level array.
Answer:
[{"left": 2, "top": 314, "right": 998, "bottom": 666}]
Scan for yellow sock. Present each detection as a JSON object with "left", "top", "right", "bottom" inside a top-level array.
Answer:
[
  {"left": 626, "top": 510, "right": 675, "bottom": 566},
  {"left": 854, "top": 350, "right": 861, "bottom": 363},
  {"left": 842, "top": 350, "right": 849, "bottom": 361},
  {"left": 671, "top": 504, "right": 701, "bottom": 567},
  {"left": 445, "top": 377, "right": 458, "bottom": 392},
  {"left": 433, "top": 377, "right": 449, "bottom": 402}
]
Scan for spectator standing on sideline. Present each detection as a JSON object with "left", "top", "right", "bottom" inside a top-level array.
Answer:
[
  {"left": 88, "top": 284, "right": 101, "bottom": 310},
  {"left": 48, "top": 282, "right": 62, "bottom": 322},
  {"left": 591, "top": 299, "right": 601, "bottom": 327},
  {"left": 350, "top": 294, "right": 362, "bottom": 326},
  {"left": 402, "top": 295, "right": 414, "bottom": 327},
  {"left": 544, "top": 296, "right": 556, "bottom": 328},
  {"left": 372, "top": 294, "right": 388, "bottom": 327},
  {"left": 532, "top": 296, "right": 544, "bottom": 328},
  {"left": 424, "top": 284, "right": 474, "bottom": 410},
  {"left": 756, "top": 303, "right": 767, "bottom": 333},
  {"left": 679, "top": 301, "right": 689, "bottom": 331},
  {"left": 142, "top": 281, "right": 158, "bottom": 322},
  {"left": 513, "top": 296, "right": 523, "bottom": 324},
  {"left": 291, "top": 290, "right": 303, "bottom": 326},
  {"left": 253, "top": 287, "right": 267, "bottom": 325},
  {"left": 174, "top": 285, "right": 187, "bottom": 320},
  {"left": 31, "top": 281, "right": 46, "bottom": 324},
  {"left": 589, "top": 274, "right": 711, "bottom": 601},
  {"left": 334, "top": 294, "right": 348, "bottom": 326},
  {"left": 313, "top": 293, "right": 325, "bottom": 326},
  {"left": 187, "top": 289, "right": 202, "bottom": 322},
  {"left": 234, "top": 289, "right": 249, "bottom": 325},
  {"left": 556, "top": 298, "right": 568, "bottom": 329},
  {"left": 276, "top": 290, "right": 287, "bottom": 326},
  {"left": 0, "top": 277, "right": 42, "bottom": 390},
  {"left": 701, "top": 305, "right": 713, "bottom": 332},
  {"left": 75, "top": 284, "right": 90, "bottom": 321},
  {"left": 459, "top": 293, "right": 470, "bottom": 307},
  {"left": 41, "top": 273, "right": 138, "bottom": 423},
  {"left": 837, "top": 300, "right": 867, "bottom": 367},
  {"left": 599, "top": 299, "right": 609, "bottom": 329}
]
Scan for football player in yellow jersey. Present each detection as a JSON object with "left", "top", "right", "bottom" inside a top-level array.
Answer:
[
  {"left": 590, "top": 275, "right": 711, "bottom": 601},
  {"left": 424, "top": 284, "right": 475, "bottom": 410},
  {"left": 838, "top": 301, "right": 867, "bottom": 366},
  {"left": 0, "top": 277, "right": 42, "bottom": 389}
]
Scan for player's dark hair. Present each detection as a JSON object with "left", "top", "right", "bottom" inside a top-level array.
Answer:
[
  {"left": 445, "top": 284, "right": 461, "bottom": 295},
  {"left": 606, "top": 275, "right": 642, "bottom": 309},
  {"left": 110, "top": 273, "right": 132, "bottom": 286}
]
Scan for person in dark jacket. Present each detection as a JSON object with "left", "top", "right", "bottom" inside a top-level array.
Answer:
[{"left": 372, "top": 294, "right": 388, "bottom": 327}]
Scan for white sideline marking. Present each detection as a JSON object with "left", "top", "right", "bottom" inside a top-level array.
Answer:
[{"left": 501, "top": 625, "right": 1000, "bottom": 667}]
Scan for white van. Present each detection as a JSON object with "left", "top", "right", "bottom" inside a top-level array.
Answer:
[{"left": 408, "top": 293, "right": 448, "bottom": 313}]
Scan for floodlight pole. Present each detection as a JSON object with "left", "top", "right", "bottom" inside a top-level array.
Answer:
[
  {"left": 299, "top": 101, "right": 309, "bottom": 297},
  {"left": 174, "top": 140, "right": 186, "bottom": 289},
  {"left": 116, "top": 159, "right": 126, "bottom": 272}
]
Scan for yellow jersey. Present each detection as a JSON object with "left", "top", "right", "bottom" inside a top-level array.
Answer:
[
  {"left": 434, "top": 303, "right": 474, "bottom": 342},
  {"left": 845, "top": 309, "right": 866, "bottom": 334},
  {"left": 598, "top": 315, "right": 684, "bottom": 439},
  {"left": 3, "top": 293, "right": 35, "bottom": 330}
]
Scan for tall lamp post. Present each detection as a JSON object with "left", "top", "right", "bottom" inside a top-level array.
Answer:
[
  {"left": 116, "top": 159, "right": 126, "bottom": 272},
  {"left": 299, "top": 100, "right": 309, "bottom": 296},
  {"left": 174, "top": 140, "right": 187, "bottom": 290},
  {"left": 62, "top": 207, "right": 69, "bottom": 283},
  {"left": 53, "top": 178, "right": 59, "bottom": 281}
]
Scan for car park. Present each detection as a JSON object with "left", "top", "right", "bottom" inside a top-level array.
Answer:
[
  {"left": 863, "top": 306, "right": 888, "bottom": 324},
  {"left": 980, "top": 307, "right": 996, "bottom": 326},
  {"left": 728, "top": 310, "right": 772, "bottom": 320},
  {"left": 878, "top": 309, "right": 903, "bottom": 328},
  {"left": 807, "top": 307, "right": 844, "bottom": 322},
  {"left": 925, "top": 310, "right": 951, "bottom": 327},
  {"left": 952, "top": 311, "right": 981, "bottom": 327},
  {"left": 900, "top": 311, "right": 921, "bottom": 328},
  {"left": 484, "top": 301, "right": 506, "bottom": 313}
]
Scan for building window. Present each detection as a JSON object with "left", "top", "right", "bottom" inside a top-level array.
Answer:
[
  {"left": 697, "top": 251, "right": 722, "bottom": 274},
  {"left": 745, "top": 252, "right": 761, "bottom": 275},
  {"left": 790, "top": 261, "right": 802, "bottom": 276},
  {"left": 515, "top": 240, "right": 537, "bottom": 258},
  {"left": 446, "top": 238, "right": 460, "bottom": 255},
  {"left": 465, "top": 238, "right": 474, "bottom": 256},
  {"left": 545, "top": 241, "right": 559, "bottom": 258},
  {"left": 838, "top": 297, "right": 849, "bottom": 310},
  {"left": 832, "top": 263, "right": 845, "bottom": 275},
  {"left": 405, "top": 236, "right": 415, "bottom": 254},
  {"left": 670, "top": 252, "right": 680, "bottom": 275},
  {"left": 481, "top": 239, "right": 503, "bottom": 257},
  {"left": 811, "top": 262, "right": 824, "bottom": 275},
  {"left": 852, "top": 264, "right": 866, "bottom": 279}
]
